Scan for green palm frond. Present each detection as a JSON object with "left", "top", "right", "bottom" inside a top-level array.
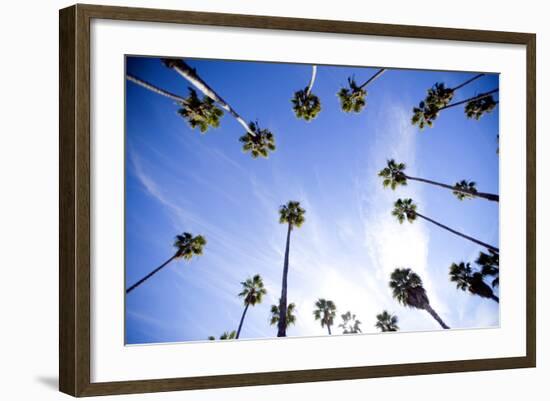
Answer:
[
  {"left": 392, "top": 198, "right": 417, "bottom": 224},
  {"left": 453, "top": 180, "right": 478, "bottom": 200},
  {"left": 378, "top": 159, "right": 408, "bottom": 190},
  {"left": 465, "top": 96, "right": 497, "bottom": 119},
  {"left": 279, "top": 201, "right": 306, "bottom": 228},
  {"left": 238, "top": 121, "right": 276, "bottom": 159},
  {"left": 270, "top": 300, "right": 297, "bottom": 328},
  {"left": 313, "top": 298, "right": 337, "bottom": 329},
  {"left": 338, "top": 78, "right": 367, "bottom": 113},
  {"left": 375, "top": 310, "right": 399, "bottom": 332},
  {"left": 238, "top": 274, "right": 267, "bottom": 306},
  {"left": 389, "top": 268, "right": 428, "bottom": 310},
  {"left": 173, "top": 232, "right": 207, "bottom": 260},
  {"left": 177, "top": 88, "right": 224, "bottom": 133},
  {"left": 291, "top": 88, "right": 321, "bottom": 121}
]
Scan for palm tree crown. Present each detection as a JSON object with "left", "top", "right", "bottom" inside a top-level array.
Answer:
[
  {"left": 449, "top": 262, "right": 499, "bottom": 303},
  {"left": 453, "top": 180, "right": 478, "bottom": 200},
  {"left": 378, "top": 159, "right": 408, "bottom": 189},
  {"left": 239, "top": 121, "right": 276, "bottom": 158},
  {"left": 178, "top": 88, "right": 224, "bottom": 133},
  {"left": 392, "top": 198, "right": 417, "bottom": 224},
  {"left": 338, "top": 78, "right": 367, "bottom": 113},
  {"left": 476, "top": 250, "right": 499, "bottom": 288},
  {"left": 313, "top": 298, "right": 337, "bottom": 332},
  {"left": 465, "top": 96, "right": 498, "bottom": 119},
  {"left": 338, "top": 311, "right": 362, "bottom": 334},
  {"left": 238, "top": 274, "right": 267, "bottom": 306},
  {"left": 389, "top": 268, "right": 428, "bottom": 309},
  {"left": 279, "top": 201, "right": 306, "bottom": 229},
  {"left": 375, "top": 310, "right": 399, "bottom": 332},
  {"left": 270, "top": 300, "right": 297, "bottom": 328},
  {"left": 173, "top": 233, "right": 207, "bottom": 260}
]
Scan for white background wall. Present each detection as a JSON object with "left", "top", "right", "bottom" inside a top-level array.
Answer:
[{"left": 0, "top": 0, "right": 545, "bottom": 399}]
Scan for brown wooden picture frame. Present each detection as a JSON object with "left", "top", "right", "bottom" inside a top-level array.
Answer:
[{"left": 59, "top": 3, "right": 536, "bottom": 397}]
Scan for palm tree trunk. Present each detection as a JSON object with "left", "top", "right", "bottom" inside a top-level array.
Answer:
[
  {"left": 126, "top": 254, "right": 177, "bottom": 294},
  {"left": 359, "top": 68, "right": 386, "bottom": 89},
  {"left": 450, "top": 73, "right": 485, "bottom": 92},
  {"left": 235, "top": 302, "right": 250, "bottom": 339},
  {"left": 424, "top": 304, "right": 450, "bottom": 329},
  {"left": 490, "top": 294, "right": 500, "bottom": 303},
  {"left": 161, "top": 58, "right": 255, "bottom": 136},
  {"left": 305, "top": 65, "right": 317, "bottom": 96},
  {"left": 439, "top": 89, "right": 499, "bottom": 112},
  {"left": 277, "top": 223, "right": 292, "bottom": 337},
  {"left": 415, "top": 212, "right": 499, "bottom": 253},
  {"left": 404, "top": 174, "right": 499, "bottom": 202},
  {"left": 126, "top": 74, "right": 188, "bottom": 104},
  {"left": 327, "top": 324, "right": 332, "bottom": 335}
]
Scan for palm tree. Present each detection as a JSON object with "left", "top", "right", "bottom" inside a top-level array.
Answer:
[
  {"left": 239, "top": 121, "right": 276, "bottom": 158},
  {"left": 389, "top": 268, "right": 449, "bottom": 329},
  {"left": 465, "top": 95, "right": 499, "bottom": 120},
  {"left": 313, "top": 298, "right": 337, "bottom": 335},
  {"left": 277, "top": 201, "right": 306, "bottom": 337},
  {"left": 126, "top": 233, "right": 206, "bottom": 294},
  {"left": 126, "top": 74, "right": 224, "bottom": 133},
  {"left": 236, "top": 274, "right": 267, "bottom": 339},
  {"left": 270, "top": 300, "right": 297, "bottom": 330},
  {"left": 291, "top": 65, "right": 321, "bottom": 121},
  {"left": 476, "top": 250, "right": 499, "bottom": 288},
  {"left": 338, "top": 68, "right": 386, "bottom": 113},
  {"left": 161, "top": 58, "right": 257, "bottom": 136},
  {"left": 378, "top": 159, "right": 499, "bottom": 202},
  {"left": 338, "top": 311, "right": 362, "bottom": 334},
  {"left": 392, "top": 198, "right": 499, "bottom": 253},
  {"left": 375, "top": 310, "right": 399, "bottom": 332},
  {"left": 208, "top": 331, "right": 237, "bottom": 341},
  {"left": 449, "top": 262, "right": 499, "bottom": 303}
]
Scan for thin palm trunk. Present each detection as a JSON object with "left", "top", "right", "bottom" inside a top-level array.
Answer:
[
  {"left": 450, "top": 73, "right": 485, "bottom": 92},
  {"left": 439, "top": 89, "right": 499, "bottom": 112},
  {"left": 359, "top": 68, "right": 386, "bottom": 89},
  {"left": 235, "top": 302, "right": 250, "bottom": 339},
  {"left": 162, "top": 59, "right": 255, "bottom": 136},
  {"left": 424, "top": 304, "right": 450, "bottom": 329},
  {"left": 327, "top": 324, "right": 332, "bottom": 335},
  {"left": 126, "top": 74, "right": 188, "bottom": 104},
  {"left": 415, "top": 212, "right": 499, "bottom": 253},
  {"left": 277, "top": 223, "right": 292, "bottom": 337},
  {"left": 404, "top": 174, "right": 499, "bottom": 202},
  {"left": 305, "top": 65, "right": 317, "bottom": 96},
  {"left": 126, "top": 254, "right": 177, "bottom": 294}
]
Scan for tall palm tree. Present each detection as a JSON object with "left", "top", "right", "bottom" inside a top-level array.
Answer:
[
  {"left": 277, "top": 201, "right": 306, "bottom": 337},
  {"left": 449, "top": 262, "right": 499, "bottom": 303},
  {"left": 239, "top": 121, "right": 276, "bottom": 159},
  {"left": 236, "top": 274, "right": 267, "bottom": 339},
  {"left": 389, "top": 268, "right": 449, "bottom": 329},
  {"left": 378, "top": 159, "right": 499, "bottom": 202},
  {"left": 291, "top": 65, "right": 321, "bottom": 121},
  {"left": 338, "top": 311, "right": 362, "bottom": 334},
  {"left": 375, "top": 310, "right": 399, "bottom": 332},
  {"left": 476, "top": 250, "right": 499, "bottom": 288},
  {"left": 126, "top": 233, "right": 206, "bottom": 294},
  {"left": 208, "top": 330, "right": 237, "bottom": 341},
  {"left": 313, "top": 298, "right": 337, "bottom": 335},
  {"left": 392, "top": 198, "right": 499, "bottom": 253},
  {"left": 270, "top": 300, "right": 297, "bottom": 330},
  {"left": 338, "top": 68, "right": 386, "bottom": 113},
  {"left": 126, "top": 74, "right": 224, "bottom": 133}
]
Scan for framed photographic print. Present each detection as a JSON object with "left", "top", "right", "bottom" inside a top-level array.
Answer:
[{"left": 59, "top": 3, "right": 536, "bottom": 397}]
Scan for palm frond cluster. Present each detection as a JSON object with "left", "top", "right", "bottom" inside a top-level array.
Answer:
[
  {"left": 239, "top": 121, "right": 276, "bottom": 159},
  {"left": 178, "top": 88, "right": 224, "bottom": 133},
  {"left": 291, "top": 88, "right": 322, "bottom": 121}
]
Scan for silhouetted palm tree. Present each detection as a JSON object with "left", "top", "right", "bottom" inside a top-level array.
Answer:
[
  {"left": 392, "top": 198, "right": 499, "bottom": 253},
  {"left": 338, "top": 68, "right": 386, "bottom": 113},
  {"left": 449, "top": 262, "right": 499, "bottom": 303},
  {"left": 208, "top": 331, "right": 237, "bottom": 341},
  {"left": 236, "top": 274, "right": 267, "bottom": 339},
  {"left": 277, "top": 201, "right": 306, "bottom": 337},
  {"left": 239, "top": 121, "right": 276, "bottom": 158},
  {"left": 270, "top": 299, "right": 297, "bottom": 330},
  {"left": 375, "top": 310, "right": 399, "bottom": 332},
  {"left": 389, "top": 268, "right": 449, "bottom": 329},
  {"left": 126, "top": 233, "right": 206, "bottom": 294},
  {"left": 313, "top": 298, "right": 337, "bottom": 335},
  {"left": 126, "top": 74, "right": 224, "bottom": 133},
  {"left": 291, "top": 65, "right": 321, "bottom": 121},
  {"left": 476, "top": 250, "right": 499, "bottom": 288},
  {"left": 338, "top": 311, "right": 362, "bottom": 334},
  {"left": 465, "top": 95, "right": 499, "bottom": 119},
  {"left": 378, "top": 159, "right": 498, "bottom": 202}
]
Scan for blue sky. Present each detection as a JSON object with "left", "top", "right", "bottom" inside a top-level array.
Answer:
[{"left": 125, "top": 56, "right": 499, "bottom": 344}]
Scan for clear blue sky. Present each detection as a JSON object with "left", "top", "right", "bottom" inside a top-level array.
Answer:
[{"left": 125, "top": 56, "right": 499, "bottom": 344}]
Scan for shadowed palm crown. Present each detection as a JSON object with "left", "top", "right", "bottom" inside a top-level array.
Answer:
[
  {"left": 279, "top": 201, "right": 306, "bottom": 229},
  {"left": 375, "top": 310, "right": 399, "bottom": 332},
  {"left": 174, "top": 233, "right": 207, "bottom": 260},
  {"left": 291, "top": 88, "right": 321, "bottom": 121},
  {"left": 238, "top": 274, "right": 267, "bottom": 306},
  {"left": 338, "top": 311, "right": 362, "bottom": 334},
  {"left": 453, "top": 180, "right": 478, "bottom": 200},
  {"left": 465, "top": 96, "right": 498, "bottom": 120},
  {"left": 389, "top": 268, "right": 429, "bottom": 309},
  {"left": 449, "top": 262, "right": 498, "bottom": 302},
  {"left": 476, "top": 250, "right": 499, "bottom": 288},
  {"left": 378, "top": 159, "right": 408, "bottom": 189},
  {"left": 411, "top": 83, "right": 453, "bottom": 129},
  {"left": 338, "top": 78, "right": 367, "bottom": 113},
  {"left": 313, "top": 298, "right": 337, "bottom": 328},
  {"left": 392, "top": 198, "right": 417, "bottom": 224},
  {"left": 270, "top": 300, "right": 297, "bottom": 327},
  {"left": 238, "top": 121, "right": 276, "bottom": 159},
  {"left": 178, "top": 88, "right": 224, "bottom": 133}
]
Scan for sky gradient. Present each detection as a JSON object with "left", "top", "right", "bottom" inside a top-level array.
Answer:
[{"left": 125, "top": 56, "right": 499, "bottom": 344}]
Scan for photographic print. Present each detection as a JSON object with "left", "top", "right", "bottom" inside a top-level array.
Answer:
[{"left": 124, "top": 56, "right": 500, "bottom": 345}]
